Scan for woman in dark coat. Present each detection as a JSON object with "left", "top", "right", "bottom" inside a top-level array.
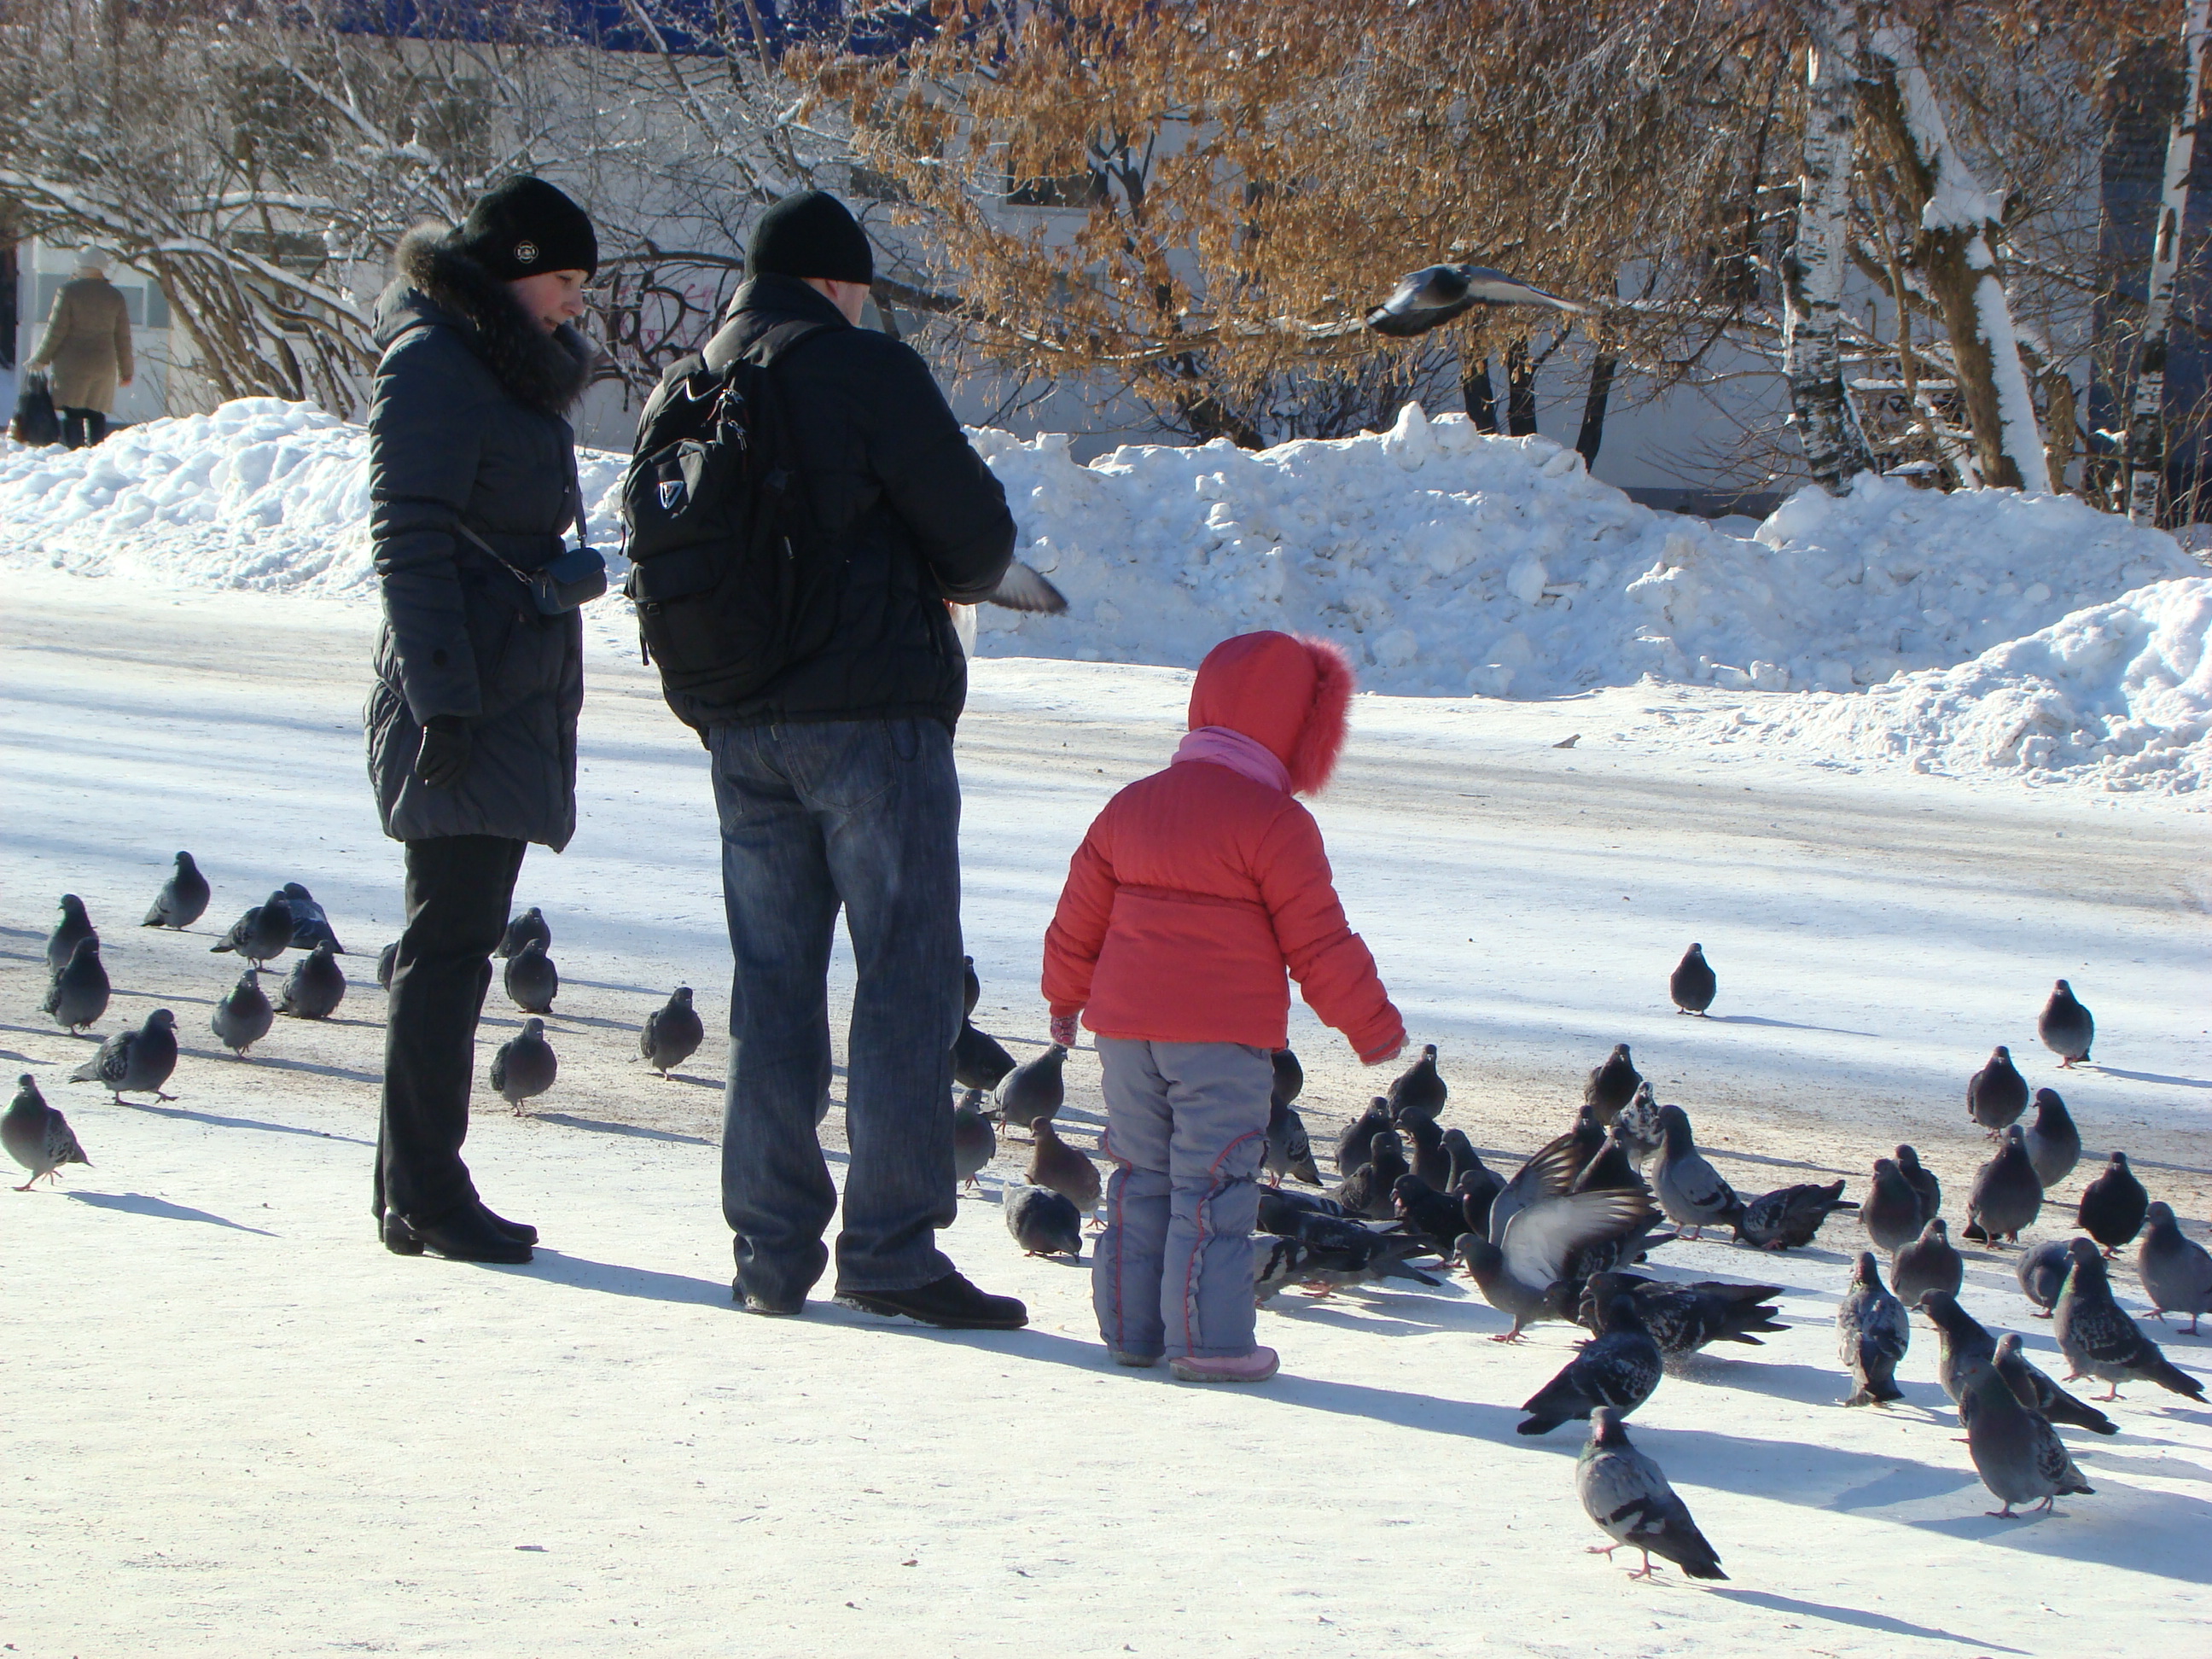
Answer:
[{"left": 364, "top": 178, "right": 597, "bottom": 1263}]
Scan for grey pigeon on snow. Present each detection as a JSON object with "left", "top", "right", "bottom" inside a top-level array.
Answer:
[
  {"left": 1668, "top": 943, "right": 1716, "bottom": 1016},
  {"left": 952, "top": 1018, "right": 1016, "bottom": 1091},
  {"left": 1385, "top": 1044, "right": 1447, "bottom": 1125},
  {"left": 953, "top": 1087, "right": 997, "bottom": 1189},
  {"left": 1963, "top": 1126, "right": 2042, "bottom": 1246},
  {"left": 1918, "top": 1289, "right": 2000, "bottom": 1412},
  {"left": 1612, "top": 1080, "right": 1666, "bottom": 1167},
  {"left": 1895, "top": 1144, "right": 1941, "bottom": 1226},
  {"left": 1335, "top": 1097, "right": 1394, "bottom": 1178},
  {"left": 1459, "top": 1184, "right": 1657, "bottom": 1341},
  {"left": 279, "top": 883, "right": 346, "bottom": 952},
  {"left": 278, "top": 940, "right": 347, "bottom": 1020},
  {"left": 45, "top": 894, "right": 96, "bottom": 975},
  {"left": 2138, "top": 1202, "right": 2212, "bottom": 1333},
  {"left": 211, "top": 969, "right": 275, "bottom": 1056},
  {"left": 490, "top": 1017, "right": 557, "bottom": 1112},
  {"left": 1264, "top": 1097, "right": 1324, "bottom": 1186},
  {"left": 1962, "top": 1368, "right": 2093, "bottom": 1517},
  {"left": 1582, "top": 1044, "right": 1641, "bottom": 1126},
  {"left": 1576, "top": 1407, "right": 1726, "bottom": 1580},
  {"left": 1393, "top": 1173, "right": 1474, "bottom": 1257},
  {"left": 1363, "top": 262, "right": 1584, "bottom": 337},
  {"left": 1027, "top": 1118, "right": 1102, "bottom": 1214},
  {"left": 375, "top": 940, "right": 399, "bottom": 991},
  {"left": 2053, "top": 1238, "right": 2205, "bottom": 1402},
  {"left": 2037, "top": 979, "right": 2093, "bottom": 1068},
  {"left": 5, "top": 1076, "right": 90, "bottom": 1190},
  {"left": 1734, "top": 1179, "right": 1855, "bottom": 1250},
  {"left": 497, "top": 906, "right": 550, "bottom": 959},
  {"left": 1005, "top": 1184, "right": 1082, "bottom": 1257},
  {"left": 143, "top": 853, "right": 210, "bottom": 929},
  {"left": 69, "top": 1008, "right": 178, "bottom": 1103},
  {"left": 994, "top": 1043, "right": 1068, "bottom": 1133},
  {"left": 503, "top": 937, "right": 558, "bottom": 1014},
  {"left": 1257, "top": 1229, "right": 1439, "bottom": 1300},
  {"left": 1966, "top": 1045, "right": 2029, "bottom": 1136},
  {"left": 1862, "top": 1156, "right": 1924, "bottom": 1254},
  {"left": 2075, "top": 1152, "right": 2148, "bottom": 1255},
  {"left": 1837, "top": 1251, "right": 1910, "bottom": 1406},
  {"left": 639, "top": 987, "right": 704, "bottom": 1076},
  {"left": 42, "top": 936, "right": 110, "bottom": 1033},
  {"left": 2023, "top": 1088, "right": 2081, "bottom": 1190},
  {"left": 210, "top": 890, "right": 294, "bottom": 966},
  {"left": 1575, "top": 1270, "right": 1785, "bottom": 1356},
  {"left": 2016, "top": 1237, "right": 2074, "bottom": 1317},
  {"left": 1993, "top": 1332, "right": 2117, "bottom": 1435},
  {"left": 1651, "top": 1104, "right": 1740, "bottom": 1238},
  {"left": 1518, "top": 1295, "right": 1663, "bottom": 1435},
  {"left": 1336, "top": 1130, "right": 1410, "bottom": 1220},
  {"left": 1891, "top": 1218, "right": 1965, "bottom": 1305},
  {"left": 1270, "top": 1046, "right": 1303, "bottom": 1109}
]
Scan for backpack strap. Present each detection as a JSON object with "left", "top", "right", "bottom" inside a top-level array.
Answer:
[{"left": 701, "top": 317, "right": 835, "bottom": 375}]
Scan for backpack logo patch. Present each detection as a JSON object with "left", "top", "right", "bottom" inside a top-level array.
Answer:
[{"left": 658, "top": 477, "right": 685, "bottom": 511}]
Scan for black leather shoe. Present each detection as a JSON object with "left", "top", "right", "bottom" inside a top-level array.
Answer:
[
  {"left": 835, "top": 1271, "right": 1027, "bottom": 1330},
  {"left": 388, "top": 1204, "right": 533, "bottom": 1265},
  {"left": 479, "top": 1204, "right": 538, "bottom": 1246}
]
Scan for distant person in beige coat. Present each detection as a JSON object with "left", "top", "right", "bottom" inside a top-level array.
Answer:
[{"left": 26, "top": 249, "right": 134, "bottom": 447}]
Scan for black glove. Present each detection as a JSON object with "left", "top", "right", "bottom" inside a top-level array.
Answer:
[{"left": 414, "top": 716, "right": 472, "bottom": 789}]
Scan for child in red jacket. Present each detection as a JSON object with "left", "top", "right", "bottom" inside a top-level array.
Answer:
[{"left": 1042, "top": 631, "right": 1405, "bottom": 1382}]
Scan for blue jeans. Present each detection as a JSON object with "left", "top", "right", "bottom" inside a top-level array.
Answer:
[{"left": 707, "top": 717, "right": 964, "bottom": 1303}]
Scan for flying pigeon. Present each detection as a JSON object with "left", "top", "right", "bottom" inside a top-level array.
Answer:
[
  {"left": 45, "top": 894, "right": 96, "bottom": 975},
  {"left": 1576, "top": 1270, "right": 1785, "bottom": 1356},
  {"left": 952, "top": 1018, "right": 1017, "bottom": 1091},
  {"left": 1651, "top": 1104, "right": 1740, "bottom": 1238},
  {"left": 640, "top": 987, "right": 705, "bottom": 1076},
  {"left": 994, "top": 1043, "right": 1068, "bottom": 1134},
  {"left": 2037, "top": 979, "right": 2093, "bottom": 1068},
  {"left": 279, "top": 940, "right": 347, "bottom": 1020},
  {"left": 1966, "top": 1045, "right": 2029, "bottom": 1136},
  {"left": 1668, "top": 944, "right": 1716, "bottom": 1016},
  {"left": 1993, "top": 1333, "right": 2117, "bottom": 1435},
  {"left": 490, "top": 1018, "right": 558, "bottom": 1112},
  {"left": 69, "top": 1008, "right": 179, "bottom": 1103},
  {"left": 1918, "top": 1289, "right": 2000, "bottom": 1413},
  {"left": 211, "top": 969, "right": 275, "bottom": 1057},
  {"left": 1962, "top": 1368, "right": 2093, "bottom": 1517},
  {"left": 1837, "top": 1251, "right": 1910, "bottom": 1406},
  {"left": 2138, "top": 1202, "right": 2212, "bottom": 1333},
  {"left": 1365, "top": 262, "right": 1585, "bottom": 338},
  {"left": 1733, "top": 1179, "right": 1855, "bottom": 1250},
  {"left": 1891, "top": 1218, "right": 1965, "bottom": 1305},
  {"left": 1862, "top": 1156, "right": 1924, "bottom": 1254},
  {"left": 4, "top": 1076, "right": 90, "bottom": 1190},
  {"left": 1518, "top": 1295, "right": 1663, "bottom": 1435},
  {"left": 1487, "top": 1125, "right": 1589, "bottom": 1244},
  {"left": 953, "top": 1087, "right": 997, "bottom": 1189},
  {"left": 1895, "top": 1144, "right": 1941, "bottom": 1225},
  {"left": 1027, "top": 1118, "right": 1102, "bottom": 1214},
  {"left": 2075, "top": 1152, "right": 2148, "bottom": 1255},
  {"left": 2016, "top": 1237, "right": 2073, "bottom": 1317},
  {"left": 1336, "top": 1129, "right": 1410, "bottom": 1220},
  {"left": 277, "top": 882, "right": 346, "bottom": 952},
  {"left": 1582, "top": 1044, "right": 1641, "bottom": 1126},
  {"left": 375, "top": 941, "right": 399, "bottom": 991},
  {"left": 1576, "top": 1407, "right": 1726, "bottom": 1580},
  {"left": 1963, "top": 1127, "right": 2042, "bottom": 1246},
  {"left": 1005, "top": 1184, "right": 1082, "bottom": 1257},
  {"left": 503, "top": 937, "right": 558, "bottom": 1015},
  {"left": 1270, "top": 1047, "right": 1303, "bottom": 1109},
  {"left": 143, "top": 853, "right": 211, "bottom": 929},
  {"left": 42, "top": 936, "right": 110, "bottom": 1033},
  {"left": 2023, "top": 1089, "right": 2080, "bottom": 1190},
  {"left": 1335, "top": 1098, "right": 1394, "bottom": 1178},
  {"left": 498, "top": 906, "right": 550, "bottom": 959},
  {"left": 1385, "top": 1044, "right": 1447, "bottom": 1125},
  {"left": 210, "top": 890, "right": 294, "bottom": 967},
  {"left": 1459, "top": 1184, "right": 1657, "bottom": 1341},
  {"left": 2053, "top": 1238, "right": 2205, "bottom": 1401},
  {"left": 1264, "top": 1097, "right": 1324, "bottom": 1186}
]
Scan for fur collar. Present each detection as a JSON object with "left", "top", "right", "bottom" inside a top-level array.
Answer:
[{"left": 392, "top": 223, "right": 593, "bottom": 416}]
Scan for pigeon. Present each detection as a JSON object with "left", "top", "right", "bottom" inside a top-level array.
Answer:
[
  {"left": 1385, "top": 1044, "right": 1447, "bottom": 1126},
  {"left": 69, "top": 1008, "right": 179, "bottom": 1103},
  {"left": 1993, "top": 1333, "right": 2117, "bottom": 1435},
  {"left": 1459, "top": 1185, "right": 1658, "bottom": 1341},
  {"left": 490, "top": 1017, "right": 558, "bottom": 1111},
  {"left": 1488, "top": 1126, "right": 1587, "bottom": 1244},
  {"left": 1255, "top": 1187, "right": 1348, "bottom": 1233},
  {"left": 498, "top": 906, "right": 550, "bottom": 959},
  {"left": 1668, "top": 944, "right": 1716, "bottom": 1016},
  {"left": 1862, "top": 1157, "right": 1924, "bottom": 1254},
  {"left": 210, "top": 890, "right": 294, "bottom": 967},
  {"left": 1733, "top": 1179, "right": 1856, "bottom": 1250},
  {"left": 1895, "top": 1144, "right": 1942, "bottom": 1225},
  {"left": 1336, "top": 1130, "right": 1410, "bottom": 1220},
  {"left": 994, "top": 1044, "right": 1067, "bottom": 1133},
  {"left": 1363, "top": 262, "right": 1585, "bottom": 337},
  {"left": 1264, "top": 1097, "right": 1324, "bottom": 1186},
  {"left": 143, "top": 853, "right": 211, "bottom": 929},
  {"left": 2053, "top": 1238, "right": 2205, "bottom": 1401},
  {"left": 1335, "top": 1099, "right": 1394, "bottom": 1178},
  {"left": 2037, "top": 978, "right": 2093, "bottom": 1068},
  {"left": 978, "top": 560, "right": 1067, "bottom": 614},
  {"left": 1576, "top": 1270, "right": 1786, "bottom": 1355},
  {"left": 1613, "top": 1081, "right": 1667, "bottom": 1166},
  {"left": 1962, "top": 1127, "right": 2042, "bottom": 1246},
  {"left": 1443, "top": 1127, "right": 1499, "bottom": 1194},
  {"left": 2023, "top": 1089, "right": 2081, "bottom": 1190},
  {"left": 1027, "top": 1118, "right": 1102, "bottom": 1213},
  {"left": 1518, "top": 1296, "right": 1663, "bottom": 1435},
  {"left": 1392, "top": 1173, "right": 1472, "bottom": 1257},
  {"left": 279, "top": 883, "right": 346, "bottom": 952},
  {"left": 45, "top": 894, "right": 96, "bottom": 975},
  {"left": 1651, "top": 1104, "right": 1741, "bottom": 1238},
  {"left": 1918, "top": 1290, "right": 2000, "bottom": 1411},
  {"left": 1962, "top": 1368, "right": 2093, "bottom": 1517},
  {"left": 1569, "top": 1120, "right": 1644, "bottom": 1197},
  {"left": 1837, "top": 1251, "right": 1910, "bottom": 1406},
  {"left": 640, "top": 987, "right": 704, "bottom": 1075},
  {"left": 278, "top": 940, "right": 347, "bottom": 1020},
  {"left": 952, "top": 1018, "right": 1017, "bottom": 1091},
  {"left": 375, "top": 940, "right": 399, "bottom": 991},
  {"left": 1891, "top": 1219, "right": 1965, "bottom": 1305},
  {"left": 2138, "top": 1202, "right": 2212, "bottom": 1333},
  {"left": 4, "top": 1076, "right": 90, "bottom": 1190},
  {"left": 1005, "top": 1184, "right": 1083, "bottom": 1257},
  {"left": 1582, "top": 1044, "right": 1641, "bottom": 1126},
  {"left": 503, "top": 937, "right": 559, "bottom": 1014},
  {"left": 2075, "top": 1151, "right": 2149, "bottom": 1255},
  {"left": 2016, "top": 1237, "right": 2074, "bottom": 1317},
  {"left": 1575, "top": 1407, "right": 1726, "bottom": 1580},
  {"left": 953, "top": 1088, "right": 997, "bottom": 1189},
  {"left": 1966, "top": 1045, "right": 2029, "bottom": 1136},
  {"left": 42, "top": 936, "right": 110, "bottom": 1033},
  {"left": 1403, "top": 1110, "right": 1451, "bottom": 1189},
  {"left": 962, "top": 955, "right": 981, "bottom": 1020},
  {"left": 1270, "top": 1047, "right": 1303, "bottom": 1109},
  {"left": 1255, "top": 1230, "right": 1440, "bottom": 1300},
  {"left": 211, "top": 969, "right": 275, "bottom": 1057}
]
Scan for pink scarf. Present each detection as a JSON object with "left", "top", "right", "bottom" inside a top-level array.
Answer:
[{"left": 1173, "top": 725, "right": 1290, "bottom": 792}]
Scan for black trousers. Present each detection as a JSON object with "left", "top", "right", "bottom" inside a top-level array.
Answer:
[
  {"left": 374, "top": 834, "right": 527, "bottom": 1223},
  {"left": 59, "top": 407, "right": 108, "bottom": 448}
]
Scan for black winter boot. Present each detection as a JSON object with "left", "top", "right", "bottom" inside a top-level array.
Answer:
[
  {"left": 384, "top": 1204, "right": 533, "bottom": 1264},
  {"left": 835, "top": 1271, "right": 1027, "bottom": 1330}
]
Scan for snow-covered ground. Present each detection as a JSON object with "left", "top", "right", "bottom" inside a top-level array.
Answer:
[{"left": 3, "top": 575, "right": 2208, "bottom": 1657}]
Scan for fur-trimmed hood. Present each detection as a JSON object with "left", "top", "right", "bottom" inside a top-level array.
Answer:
[
  {"left": 374, "top": 223, "right": 594, "bottom": 416},
  {"left": 1186, "top": 631, "right": 1355, "bottom": 795}
]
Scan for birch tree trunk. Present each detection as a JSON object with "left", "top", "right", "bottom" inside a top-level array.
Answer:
[
  {"left": 2126, "top": 0, "right": 2211, "bottom": 525},
  {"left": 1860, "top": 19, "right": 2052, "bottom": 492},
  {"left": 1783, "top": 0, "right": 1876, "bottom": 490}
]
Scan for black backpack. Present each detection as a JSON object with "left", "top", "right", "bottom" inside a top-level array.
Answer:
[{"left": 619, "top": 319, "right": 836, "bottom": 720}]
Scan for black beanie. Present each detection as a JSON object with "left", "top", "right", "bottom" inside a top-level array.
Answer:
[
  {"left": 747, "top": 190, "right": 873, "bottom": 284},
  {"left": 451, "top": 177, "right": 597, "bottom": 281}
]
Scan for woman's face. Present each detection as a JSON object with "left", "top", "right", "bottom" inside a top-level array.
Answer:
[{"left": 507, "top": 269, "right": 591, "bottom": 335}]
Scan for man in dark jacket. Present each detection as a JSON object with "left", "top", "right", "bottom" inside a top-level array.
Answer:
[{"left": 703, "top": 191, "right": 1025, "bottom": 1328}]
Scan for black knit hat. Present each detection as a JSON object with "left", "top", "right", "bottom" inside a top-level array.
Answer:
[
  {"left": 747, "top": 190, "right": 873, "bottom": 284},
  {"left": 451, "top": 177, "right": 597, "bottom": 281}
]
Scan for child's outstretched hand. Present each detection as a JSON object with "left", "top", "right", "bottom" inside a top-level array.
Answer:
[
  {"left": 1050, "top": 1012, "right": 1080, "bottom": 1049},
  {"left": 1362, "top": 1038, "right": 1406, "bottom": 1066}
]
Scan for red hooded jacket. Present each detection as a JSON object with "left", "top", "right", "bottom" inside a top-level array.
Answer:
[{"left": 1042, "top": 632, "right": 1405, "bottom": 1060}]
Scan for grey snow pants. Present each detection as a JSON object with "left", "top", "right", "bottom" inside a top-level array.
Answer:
[{"left": 1092, "top": 1037, "right": 1273, "bottom": 1360}]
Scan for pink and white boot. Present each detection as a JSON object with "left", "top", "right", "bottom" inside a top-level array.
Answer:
[{"left": 1169, "top": 1347, "right": 1280, "bottom": 1383}]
